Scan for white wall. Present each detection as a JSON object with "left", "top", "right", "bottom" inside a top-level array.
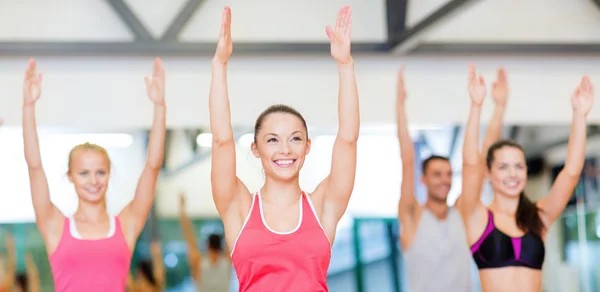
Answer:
[
  {"left": 0, "top": 126, "right": 147, "bottom": 223},
  {"left": 1, "top": 55, "right": 600, "bottom": 131}
]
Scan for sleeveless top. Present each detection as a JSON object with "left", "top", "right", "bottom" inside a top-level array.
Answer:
[
  {"left": 49, "top": 216, "right": 131, "bottom": 292},
  {"left": 403, "top": 208, "right": 473, "bottom": 292},
  {"left": 231, "top": 192, "right": 331, "bottom": 292},
  {"left": 197, "top": 256, "right": 231, "bottom": 292},
  {"left": 471, "top": 209, "right": 545, "bottom": 270}
]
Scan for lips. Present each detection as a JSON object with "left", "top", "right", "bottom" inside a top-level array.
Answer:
[{"left": 274, "top": 159, "right": 297, "bottom": 168}]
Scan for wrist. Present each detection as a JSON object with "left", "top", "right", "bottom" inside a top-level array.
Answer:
[
  {"left": 337, "top": 57, "right": 354, "bottom": 69},
  {"left": 212, "top": 58, "right": 228, "bottom": 67}
]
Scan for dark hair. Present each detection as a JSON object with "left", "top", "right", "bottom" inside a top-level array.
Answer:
[
  {"left": 207, "top": 233, "right": 223, "bottom": 252},
  {"left": 486, "top": 139, "right": 544, "bottom": 236},
  {"left": 421, "top": 155, "right": 450, "bottom": 174},
  {"left": 15, "top": 273, "right": 27, "bottom": 291},
  {"left": 136, "top": 260, "right": 157, "bottom": 287},
  {"left": 254, "top": 104, "right": 308, "bottom": 143}
]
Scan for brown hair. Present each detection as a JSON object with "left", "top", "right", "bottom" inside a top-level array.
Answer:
[
  {"left": 486, "top": 139, "right": 544, "bottom": 236},
  {"left": 254, "top": 104, "right": 308, "bottom": 143},
  {"left": 67, "top": 142, "right": 111, "bottom": 174}
]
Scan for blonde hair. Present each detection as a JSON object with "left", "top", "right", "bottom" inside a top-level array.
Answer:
[{"left": 67, "top": 142, "right": 111, "bottom": 174}]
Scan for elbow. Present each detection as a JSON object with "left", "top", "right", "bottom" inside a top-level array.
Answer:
[
  {"left": 337, "top": 130, "right": 359, "bottom": 144},
  {"left": 212, "top": 134, "right": 235, "bottom": 147},
  {"left": 146, "top": 157, "right": 164, "bottom": 170}
]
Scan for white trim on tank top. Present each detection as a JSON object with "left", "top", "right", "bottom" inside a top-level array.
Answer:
[
  {"left": 303, "top": 192, "right": 331, "bottom": 244},
  {"left": 229, "top": 193, "right": 257, "bottom": 257},
  {"left": 258, "top": 190, "right": 303, "bottom": 235},
  {"left": 69, "top": 215, "right": 116, "bottom": 240}
]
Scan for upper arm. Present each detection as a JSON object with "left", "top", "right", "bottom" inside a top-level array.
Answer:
[
  {"left": 211, "top": 138, "right": 251, "bottom": 220},
  {"left": 28, "top": 168, "right": 63, "bottom": 240},
  {"left": 458, "top": 163, "right": 486, "bottom": 222},
  {"left": 119, "top": 164, "right": 161, "bottom": 243},
  {"left": 315, "top": 137, "right": 358, "bottom": 224},
  {"left": 537, "top": 170, "right": 580, "bottom": 228}
]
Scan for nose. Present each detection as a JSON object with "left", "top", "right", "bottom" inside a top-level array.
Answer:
[
  {"left": 90, "top": 174, "right": 97, "bottom": 185},
  {"left": 280, "top": 142, "right": 291, "bottom": 155},
  {"left": 508, "top": 166, "right": 517, "bottom": 177}
]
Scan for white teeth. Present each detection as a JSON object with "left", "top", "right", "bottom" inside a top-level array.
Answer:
[
  {"left": 275, "top": 159, "right": 294, "bottom": 165},
  {"left": 505, "top": 182, "right": 518, "bottom": 187},
  {"left": 86, "top": 188, "right": 99, "bottom": 193}
]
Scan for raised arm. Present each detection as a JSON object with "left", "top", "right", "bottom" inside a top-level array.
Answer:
[
  {"left": 25, "top": 253, "right": 41, "bottom": 292},
  {"left": 482, "top": 67, "right": 508, "bottom": 158},
  {"left": 538, "top": 77, "right": 594, "bottom": 228},
  {"left": 22, "top": 60, "right": 63, "bottom": 243},
  {"left": 119, "top": 58, "right": 167, "bottom": 246},
  {"left": 149, "top": 241, "right": 166, "bottom": 290},
  {"left": 1, "top": 235, "right": 16, "bottom": 291},
  {"left": 395, "top": 67, "right": 421, "bottom": 239},
  {"left": 209, "top": 6, "right": 249, "bottom": 217},
  {"left": 179, "top": 193, "right": 201, "bottom": 282},
  {"left": 314, "top": 6, "right": 360, "bottom": 227},
  {"left": 458, "top": 65, "right": 487, "bottom": 219}
]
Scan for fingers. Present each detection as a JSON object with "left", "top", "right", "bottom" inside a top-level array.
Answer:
[
  {"left": 335, "top": 6, "right": 343, "bottom": 32},
  {"left": 325, "top": 25, "right": 334, "bottom": 40},
  {"left": 479, "top": 75, "right": 486, "bottom": 87},
  {"left": 25, "top": 58, "right": 36, "bottom": 80},
  {"left": 343, "top": 6, "right": 352, "bottom": 36},
  {"left": 397, "top": 65, "right": 405, "bottom": 85},
  {"left": 144, "top": 76, "right": 151, "bottom": 90},
  {"left": 468, "top": 64, "right": 476, "bottom": 82}
]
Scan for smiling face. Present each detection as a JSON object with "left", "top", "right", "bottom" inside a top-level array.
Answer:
[
  {"left": 421, "top": 157, "right": 452, "bottom": 203},
  {"left": 67, "top": 143, "right": 111, "bottom": 204},
  {"left": 252, "top": 105, "right": 310, "bottom": 182},
  {"left": 486, "top": 141, "right": 528, "bottom": 199}
]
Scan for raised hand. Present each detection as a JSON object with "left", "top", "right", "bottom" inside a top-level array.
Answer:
[
  {"left": 179, "top": 192, "right": 186, "bottom": 210},
  {"left": 397, "top": 66, "right": 407, "bottom": 104},
  {"left": 492, "top": 67, "right": 508, "bottom": 106},
  {"left": 468, "top": 64, "right": 486, "bottom": 106},
  {"left": 572, "top": 76, "right": 594, "bottom": 117},
  {"left": 214, "top": 5, "right": 233, "bottom": 64},
  {"left": 23, "top": 59, "right": 43, "bottom": 106},
  {"left": 326, "top": 5, "right": 352, "bottom": 64},
  {"left": 150, "top": 240, "right": 162, "bottom": 254},
  {"left": 144, "top": 58, "right": 165, "bottom": 106}
]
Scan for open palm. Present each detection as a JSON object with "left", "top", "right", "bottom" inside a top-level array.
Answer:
[
  {"left": 572, "top": 76, "right": 594, "bottom": 116},
  {"left": 145, "top": 58, "right": 165, "bottom": 106},
  {"left": 492, "top": 67, "right": 508, "bottom": 106},
  {"left": 326, "top": 6, "right": 352, "bottom": 64},
  {"left": 214, "top": 5, "right": 233, "bottom": 64},
  {"left": 23, "top": 59, "right": 43, "bottom": 106},
  {"left": 468, "top": 65, "right": 486, "bottom": 106}
]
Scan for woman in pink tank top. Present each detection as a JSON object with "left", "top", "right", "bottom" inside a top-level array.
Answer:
[
  {"left": 207, "top": 5, "right": 360, "bottom": 291},
  {"left": 21, "top": 58, "right": 167, "bottom": 292}
]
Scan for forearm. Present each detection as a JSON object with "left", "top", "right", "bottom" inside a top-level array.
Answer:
[
  {"left": 396, "top": 103, "right": 414, "bottom": 161},
  {"left": 336, "top": 60, "right": 360, "bottom": 142},
  {"left": 209, "top": 62, "right": 234, "bottom": 144},
  {"left": 146, "top": 105, "right": 166, "bottom": 169},
  {"left": 23, "top": 105, "right": 43, "bottom": 169},
  {"left": 464, "top": 105, "right": 483, "bottom": 166},
  {"left": 563, "top": 112, "right": 587, "bottom": 176},
  {"left": 482, "top": 104, "right": 505, "bottom": 155}
]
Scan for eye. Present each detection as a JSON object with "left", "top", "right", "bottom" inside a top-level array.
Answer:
[
  {"left": 98, "top": 171, "right": 107, "bottom": 175},
  {"left": 79, "top": 171, "right": 88, "bottom": 176},
  {"left": 292, "top": 136, "right": 302, "bottom": 142},
  {"left": 267, "top": 138, "right": 278, "bottom": 143}
]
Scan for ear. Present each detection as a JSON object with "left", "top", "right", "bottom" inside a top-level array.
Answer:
[
  {"left": 420, "top": 175, "right": 426, "bottom": 185},
  {"left": 485, "top": 167, "right": 491, "bottom": 181},
  {"left": 67, "top": 172, "right": 74, "bottom": 183},
  {"left": 251, "top": 142, "right": 260, "bottom": 158},
  {"left": 305, "top": 138, "right": 312, "bottom": 155}
]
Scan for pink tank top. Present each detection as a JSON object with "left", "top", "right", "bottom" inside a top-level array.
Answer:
[
  {"left": 231, "top": 192, "right": 331, "bottom": 292},
  {"left": 49, "top": 217, "right": 131, "bottom": 292}
]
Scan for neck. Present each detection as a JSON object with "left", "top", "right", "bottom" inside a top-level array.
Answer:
[
  {"left": 490, "top": 192, "right": 520, "bottom": 215},
  {"left": 425, "top": 197, "right": 449, "bottom": 219},
  {"left": 75, "top": 199, "right": 108, "bottom": 222},
  {"left": 261, "top": 176, "right": 302, "bottom": 206}
]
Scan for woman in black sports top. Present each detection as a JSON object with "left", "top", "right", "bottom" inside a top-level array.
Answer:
[{"left": 459, "top": 64, "right": 594, "bottom": 292}]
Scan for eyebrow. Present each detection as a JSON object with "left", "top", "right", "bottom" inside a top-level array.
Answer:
[{"left": 263, "top": 131, "right": 303, "bottom": 137}]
